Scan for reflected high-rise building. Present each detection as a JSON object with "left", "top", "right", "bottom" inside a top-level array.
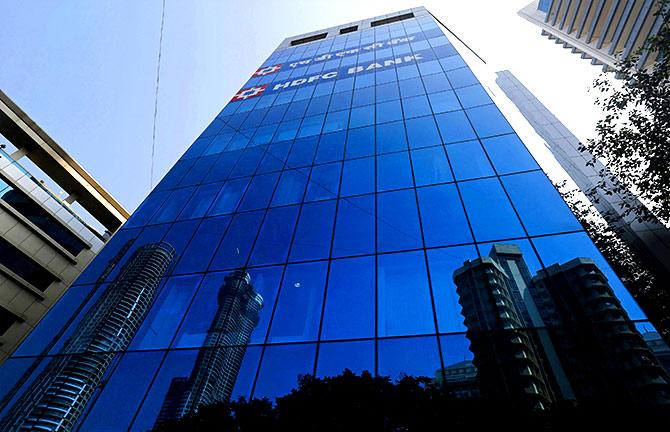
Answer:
[
  {"left": 154, "top": 270, "right": 263, "bottom": 426},
  {"left": 453, "top": 254, "right": 555, "bottom": 410},
  {"left": 454, "top": 245, "right": 670, "bottom": 408},
  {"left": 0, "top": 242, "right": 174, "bottom": 432},
  {"left": 530, "top": 258, "right": 670, "bottom": 405}
]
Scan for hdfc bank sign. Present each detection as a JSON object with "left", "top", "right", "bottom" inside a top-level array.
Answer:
[
  {"left": 230, "top": 51, "right": 429, "bottom": 102},
  {"left": 253, "top": 64, "right": 282, "bottom": 76}
]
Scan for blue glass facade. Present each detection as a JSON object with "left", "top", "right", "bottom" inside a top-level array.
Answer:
[{"left": 1, "top": 7, "right": 668, "bottom": 431}]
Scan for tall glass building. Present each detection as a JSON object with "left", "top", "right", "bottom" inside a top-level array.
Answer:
[{"left": 1, "top": 7, "right": 668, "bottom": 430}]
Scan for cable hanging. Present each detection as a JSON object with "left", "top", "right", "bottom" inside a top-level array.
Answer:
[{"left": 150, "top": 0, "right": 167, "bottom": 189}]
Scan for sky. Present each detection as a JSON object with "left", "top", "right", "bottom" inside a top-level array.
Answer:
[{"left": 0, "top": 0, "right": 605, "bottom": 213}]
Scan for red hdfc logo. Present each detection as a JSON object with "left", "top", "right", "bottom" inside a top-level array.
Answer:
[
  {"left": 253, "top": 64, "right": 282, "bottom": 76},
  {"left": 231, "top": 85, "right": 267, "bottom": 101}
]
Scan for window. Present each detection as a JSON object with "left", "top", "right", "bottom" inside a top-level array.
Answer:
[
  {"left": 406, "top": 116, "right": 441, "bottom": 149},
  {"left": 377, "top": 152, "right": 413, "bottom": 192},
  {"left": 378, "top": 336, "right": 441, "bottom": 378},
  {"left": 175, "top": 216, "right": 231, "bottom": 274},
  {"left": 267, "top": 261, "right": 327, "bottom": 342},
  {"left": 480, "top": 134, "right": 538, "bottom": 174},
  {"left": 341, "top": 157, "right": 374, "bottom": 196},
  {"left": 208, "top": 177, "right": 250, "bottom": 216},
  {"left": 290, "top": 200, "right": 336, "bottom": 261},
  {"left": 417, "top": 184, "right": 472, "bottom": 247},
  {"left": 377, "top": 189, "right": 422, "bottom": 252},
  {"left": 411, "top": 146, "right": 453, "bottom": 186},
  {"left": 0, "top": 174, "right": 88, "bottom": 255},
  {"left": 339, "top": 25, "right": 358, "bottom": 34},
  {"left": 210, "top": 211, "right": 264, "bottom": 271},
  {"left": 0, "top": 305, "right": 19, "bottom": 335},
  {"left": 376, "top": 121, "right": 407, "bottom": 154},
  {"left": 305, "top": 162, "right": 341, "bottom": 201},
  {"left": 435, "top": 111, "right": 477, "bottom": 144},
  {"left": 254, "top": 343, "right": 316, "bottom": 399},
  {"left": 346, "top": 126, "right": 375, "bottom": 159},
  {"left": 502, "top": 171, "right": 582, "bottom": 236},
  {"left": 427, "top": 245, "right": 478, "bottom": 332},
  {"left": 402, "top": 94, "right": 432, "bottom": 118},
  {"left": 249, "top": 205, "right": 299, "bottom": 266},
  {"left": 446, "top": 140, "right": 495, "bottom": 180},
  {"left": 290, "top": 32, "right": 328, "bottom": 46},
  {"left": 316, "top": 340, "right": 374, "bottom": 377},
  {"left": 459, "top": 178, "right": 525, "bottom": 242},
  {"left": 332, "top": 194, "right": 375, "bottom": 257},
  {"left": 239, "top": 173, "right": 279, "bottom": 211},
  {"left": 370, "top": 12, "right": 415, "bottom": 27},
  {"left": 320, "top": 255, "right": 375, "bottom": 340},
  {"left": 466, "top": 104, "right": 514, "bottom": 138},
  {"left": 378, "top": 251, "right": 435, "bottom": 336},
  {"left": 0, "top": 237, "right": 57, "bottom": 291},
  {"left": 272, "top": 168, "right": 309, "bottom": 206}
]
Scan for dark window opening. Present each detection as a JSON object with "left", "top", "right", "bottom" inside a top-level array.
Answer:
[
  {"left": 0, "top": 173, "right": 87, "bottom": 255},
  {"left": 340, "top": 26, "right": 358, "bottom": 34},
  {"left": 0, "top": 305, "right": 19, "bottom": 335},
  {"left": 370, "top": 12, "right": 415, "bottom": 27},
  {"left": 0, "top": 236, "right": 58, "bottom": 291},
  {"left": 290, "top": 32, "right": 328, "bottom": 46}
]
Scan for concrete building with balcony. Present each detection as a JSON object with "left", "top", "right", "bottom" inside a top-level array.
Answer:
[
  {"left": 0, "top": 90, "right": 129, "bottom": 363},
  {"left": 520, "top": 0, "right": 668, "bottom": 72}
]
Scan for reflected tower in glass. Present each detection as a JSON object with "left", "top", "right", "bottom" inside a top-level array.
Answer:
[
  {"left": 0, "top": 7, "right": 668, "bottom": 430},
  {"left": 1, "top": 242, "right": 174, "bottom": 431},
  {"left": 155, "top": 270, "right": 263, "bottom": 426}
]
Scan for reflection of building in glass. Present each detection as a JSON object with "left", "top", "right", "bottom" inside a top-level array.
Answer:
[
  {"left": 454, "top": 244, "right": 670, "bottom": 408},
  {"left": 453, "top": 255, "right": 555, "bottom": 410},
  {"left": 643, "top": 331, "right": 670, "bottom": 374},
  {"left": 0, "top": 242, "right": 174, "bottom": 432},
  {"left": 154, "top": 270, "right": 263, "bottom": 426},
  {"left": 434, "top": 360, "right": 480, "bottom": 400},
  {"left": 530, "top": 259, "right": 670, "bottom": 405}
]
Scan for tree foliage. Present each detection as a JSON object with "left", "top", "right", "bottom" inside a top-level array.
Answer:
[
  {"left": 557, "top": 181, "right": 670, "bottom": 341},
  {"left": 584, "top": 2, "right": 670, "bottom": 224},
  {"left": 153, "top": 370, "right": 666, "bottom": 431}
]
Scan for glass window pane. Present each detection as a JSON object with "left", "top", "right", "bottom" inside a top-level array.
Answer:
[
  {"left": 305, "top": 162, "right": 341, "bottom": 202},
  {"left": 502, "top": 171, "right": 582, "bottom": 236},
  {"left": 426, "top": 245, "right": 478, "bottom": 333},
  {"left": 341, "top": 157, "right": 374, "bottom": 196},
  {"left": 175, "top": 216, "right": 231, "bottom": 274},
  {"left": 378, "top": 336, "right": 441, "bottom": 378},
  {"left": 250, "top": 206, "right": 299, "bottom": 266},
  {"left": 267, "top": 261, "right": 327, "bottom": 343},
  {"left": 321, "top": 256, "right": 375, "bottom": 340},
  {"left": 455, "top": 84, "right": 492, "bottom": 108},
  {"left": 378, "top": 251, "right": 435, "bottom": 336},
  {"left": 254, "top": 343, "right": 316, "bottom": 400},
  {"left": 210, "top": 211, "right": 264, "bottom": 271},
  {"left": 238, "top": 173, "right": 279, "bottom": 211},
  {"left": 435, "top": 111, "right": 477, "bottom": 144},
  {"left": 178, "top": 183, "right": 222, "bottom": 220},
  {"left": 271, "top": 168, "right": 309, "bottom": 206},
  {"left": 79, "top": 352, "right": 163, "bottom": 431},
  {"left": 428, "top": 91, "right": 461, "bottom": 114},
  {"left": 315, "top": 131, "right": 345, "bottom": 163},
  {"left": 287, "top": 136, "right": 318, "bottom": 167},
  {"left": 446, "top": 140, "right": 495, "bottom": 180},
  {"left": 332, "top": 194, "right": 375, "bottom": 257},
  {"left": 466, "top": 104, "right": 514, "bottom": 138},
  {"left": 402, "top": 94, "right": 432, "bottom": 119},
  {"left": 406, "top": 115, "right": 441, "bottom": 149},
  {"left": 376, "top": 120, "right": 408, "bottom": 154},
  {"left": 208, "top": 177, "right": 250, "bottom": 216},
  {"left": 376, "top": 100, "right": 403, "bottom": 124},
  {"left": 418, "top": 184, "right": 472, "bottom": 247},
  {"left": 346, "top": 126, "right": 375, "bottom": 159},
  {"left": 349, "top": 105, "right": 374, "bottom": 128},
  {"left": 481, "top": 134, "right": 538, "bottom": 174},
  {"left": 377, "top": 189, "right": 422, "bottom": 252},
  {"left": 411, "top": 146, "right": 453, "bottom": 186},
  {"left": 290, "top": 201, "right": 336, "bottom": 261},
  {"left": 129, "top": 275, "right": 203, "bottom": 350},
  {"left": 316, "top": 340, "right": 374, "bottom": 377},
  {"left": 377, "top": 152, "right": 413, "bottom": 192},
  {"left": 531, "top": 232, "right": 645, "bottom": 319},
  {"left": 459, "top": 178, "right": 525, "bottom": 242}
]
